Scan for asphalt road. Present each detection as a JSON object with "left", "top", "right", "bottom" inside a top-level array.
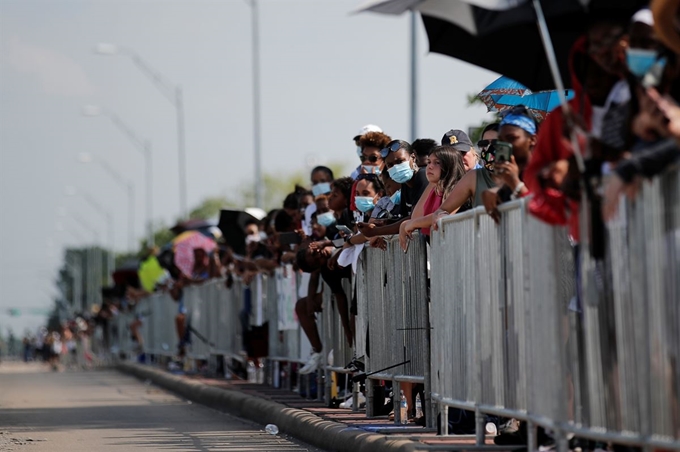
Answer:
[{"left": 0, "top": 361, "right": 326, "bottom": 452}]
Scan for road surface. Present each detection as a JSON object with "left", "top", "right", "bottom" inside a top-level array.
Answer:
[{"left": 0, "top": 361, "right": 325, "bottom": 451}]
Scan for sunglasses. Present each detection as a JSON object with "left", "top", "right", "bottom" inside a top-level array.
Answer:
[
  {"left": 380, "top": 142, "right": 403, "bottom": 158},
  {"left": 359, "top": 154, "right": 380, "bottom": 163},
  {"left": 477, "top": 139, "right": 497, "bottom": 150}
]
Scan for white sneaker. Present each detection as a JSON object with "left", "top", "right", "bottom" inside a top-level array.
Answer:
[
  {"left": 299, "top": 352, "right": 322, "bottom": 375},
  {"left": 339, "top": 392, "right": 366, "bottom": 409}
]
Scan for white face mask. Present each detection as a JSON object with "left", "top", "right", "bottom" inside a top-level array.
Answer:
[{"left": 312, "top": 182, "right": 331, "bottom": 197}]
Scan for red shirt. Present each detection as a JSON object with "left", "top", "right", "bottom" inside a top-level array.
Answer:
[{"left": 421, "top": 188, "right": 443, "bottom": 236}]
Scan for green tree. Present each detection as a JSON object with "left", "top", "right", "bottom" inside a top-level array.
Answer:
[{"left": 189, "top": 196, "right": 236, "bottom": 220}]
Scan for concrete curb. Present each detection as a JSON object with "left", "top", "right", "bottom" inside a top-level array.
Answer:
[{"left": 118, "top": 363, "right": 418, "bottom": 452}]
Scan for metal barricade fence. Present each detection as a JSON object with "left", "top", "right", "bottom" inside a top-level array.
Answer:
[
  {"left": 137, "top": 297, "right": 153, "bottom": 356},
  {"left": 322, "top": 279, "right": 354, "bottom": 402},
  {"left": 430, "top": 169, "right": 679, "bottom": 450},
  {"left": 578, "top": 168, "right": 680, "bottom": 445},
  {"left": 213, "top": 278, "right": 243, "bottom": 361},
  {"left": 185, "top": 281, "right": 210, "bottom": 360},
  {"left": 357, "top": 234, "right": 431, "bottom": 424}
]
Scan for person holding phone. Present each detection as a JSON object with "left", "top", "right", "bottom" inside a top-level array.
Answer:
[{"left": 481, "top": 107, "right": 538, "bottom": 222}]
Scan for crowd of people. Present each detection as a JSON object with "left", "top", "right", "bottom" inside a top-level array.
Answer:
[
  {"left": 17, "top": 317, "right": 101, "bottom": 371},
  {"left": 85, "top": 2, "right": 680, "bottom": 447}
]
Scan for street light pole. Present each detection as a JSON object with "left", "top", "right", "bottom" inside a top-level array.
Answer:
[
  {"left": 143, "top": 140, "right": 153, "bottom": 247},
  {"left": 80, "top": 153, "right": 136, "bottom": 251},
  {"left": 83, "top": 106, "right": 154, "bottom": 246},
  {"left": 175, "top": 86, "right": 187, "bottom": 219},
  {"left": 409, "top": 11, "right": 418, "bottom": 142},
  {"left": 249, "top": 0, "right": 263, "bottom": 209},
  {"left": 94, "top": 43, "right": 188, "bottom": 218}
]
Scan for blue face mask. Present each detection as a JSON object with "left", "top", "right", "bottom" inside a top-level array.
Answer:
[
  {"left": 354, "top": 196, "right": 375, "bottom": 213},
  {"left": 388, "top": 162, "right": 415, "bottom": 184},
  {"left": 390, "top": 190, "right": 401, "bottom": 206},
  {"left": 356, "top": 146, "right": 362, "bottom": 158},
  {"left": 362, "top": 165, "right": 381, "bottom": 175},
  {"left": 312, "top": 182, "right": 331, "bottom": 197},
  {"left": 316, "top": 211, "right": 336, "bottom": 227},
  {"left": 626, "top": 48, "right": 663, "bottom": 78}
]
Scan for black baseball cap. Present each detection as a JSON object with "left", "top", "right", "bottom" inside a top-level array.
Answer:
[{"left": 441, "top": 129, "right": 474, "bottom": 152}]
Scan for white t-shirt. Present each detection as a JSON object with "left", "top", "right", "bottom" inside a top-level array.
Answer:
[
  {"left": 302, "top": 203, "right": 317, "bottom": 236},
  {"left": 590, "top": 80, "right": 630, "bottom": 139}
]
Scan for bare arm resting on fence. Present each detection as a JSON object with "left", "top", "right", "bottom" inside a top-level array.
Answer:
[
  {"left": 431, "top": 170, "right": 478, "bottom": 231},
  {"left": 360, "top": 183, "right": 433, "bottom": 239}
]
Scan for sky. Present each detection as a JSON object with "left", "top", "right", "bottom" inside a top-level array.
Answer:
[{"left": 0, "top": 0, "right": 498, "bottom": 336}]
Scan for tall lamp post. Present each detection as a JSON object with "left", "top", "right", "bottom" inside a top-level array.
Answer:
[
  {"left": 82, "top": 105, "right": 154, "bottom": 246},
  {"left": 78, "top": 152, "right": 135, "bottom": 251},
  {"left": 93, "top": 43, "right": 188, "bottom": 218},
  {"left": 246, "top": 0, "right": 263, "bottom": 209}
]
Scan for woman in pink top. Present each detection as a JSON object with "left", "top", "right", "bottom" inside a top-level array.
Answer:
[{"left": 399, "top": 146, "right": 466, "bottom": 248}]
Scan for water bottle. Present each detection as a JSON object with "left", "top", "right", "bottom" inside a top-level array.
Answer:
[
  {"left": 256, "top": 361, "right": 265, "bottom": 384},
  {"left": 399, "top": 390, "right": 408, "bottom": 425},
  {"left": 247, "top": 360, "right": 256, "bottom": 383},
  {"left": 415, "top": 393, "right": 423, "bottom": 419},
  {"left": 265, "top": 424, "right": 279, "bottom": 435}
]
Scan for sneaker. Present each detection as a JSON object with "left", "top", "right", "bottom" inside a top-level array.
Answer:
[
  {"left": 299, "top": 352, "right": 322, "bottom": 375},
  {"left": 339, "top": 392, "right": 366, "bottom": 409}
]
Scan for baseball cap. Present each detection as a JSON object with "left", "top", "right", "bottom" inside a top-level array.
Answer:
[
  {"left": 353, "top": 124, "right": 383, "bottom": 141},
  {"left": 441, "top": 129, "right": 474, "bottom": 152}
]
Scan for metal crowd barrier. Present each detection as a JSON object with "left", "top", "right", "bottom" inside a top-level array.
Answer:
[
  {"left": 321, "top": 279, "right": 354, "bottom": 405},
  {"left": 357, "top": 234, "right": 432, "bottom": 426},
  {"left": 430, "top": 167, "right": 680, "bottom": 450},
  {"left": 265, "top": 267, "right": 306, "bottom": 389},
  {"left": 577, "top": 168, "right": 680, "bottom": 447}
]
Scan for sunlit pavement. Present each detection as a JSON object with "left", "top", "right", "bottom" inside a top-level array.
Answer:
[{"left": 0, "top": 361, "right": 325, "bottom": 452}]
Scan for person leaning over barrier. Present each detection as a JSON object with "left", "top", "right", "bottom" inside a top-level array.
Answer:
[
  {"left": 426, "top": 129, "right": 502, "bottom": 231},
  {"left": 399, "top": 144, "right": 468, "bottom": 249},
  {"left": 296, "top": 242, "right": 354, "bottom": 374},
  {"left": 358, "top": 140, "right": 431, "bottom": 239},
  {"left": 297, "top": 177, "right": 355, "bottom": 374},
  {"left": 481, "top": 107, "right": 538, "bottom": 223}
]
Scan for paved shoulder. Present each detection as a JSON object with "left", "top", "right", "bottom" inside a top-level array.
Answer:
[{"left": 0, "top": 362, "right": 325, "bottom": 451}]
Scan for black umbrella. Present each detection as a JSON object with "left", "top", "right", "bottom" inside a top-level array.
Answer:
[
  {"left": 421, "top": 0, "right": 647, "bottom": 92},
  {"left": 217, "top": 209, "right": 266, "bottom": 256}
]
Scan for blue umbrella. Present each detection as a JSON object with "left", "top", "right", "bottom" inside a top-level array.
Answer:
[
  {"left": 477, "top": 76, "right": 531, "bottom": 107},
  {"left": 490, "top": 90, "right": 575, "bottom": 121}
]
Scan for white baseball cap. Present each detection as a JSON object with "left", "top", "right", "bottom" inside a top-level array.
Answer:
[{"left": 353, "top": 124, "right": 383, "bottom": 141}]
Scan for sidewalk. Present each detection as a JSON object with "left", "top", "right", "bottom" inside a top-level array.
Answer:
[{"left": 118, "top": 363, "right": 512, "bottom": 452}]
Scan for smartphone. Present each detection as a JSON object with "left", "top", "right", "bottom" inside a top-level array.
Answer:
[
  {"left": 494, "top": 141, "right": 513, "bottom": 164},
  {"left": 335, "top": 224, "right": 354, "bottom": 237},
  {"left": 279, "top": 232, "right": 301, "bottom": 246}
]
